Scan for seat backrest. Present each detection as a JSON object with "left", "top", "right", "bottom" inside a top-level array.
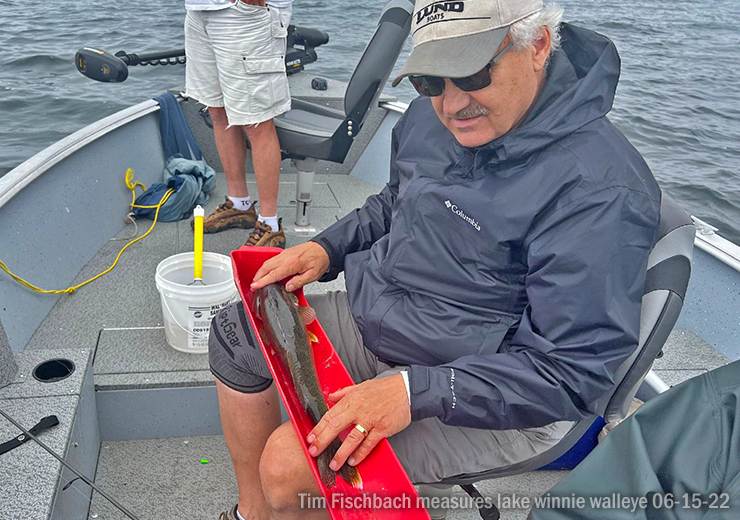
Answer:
[
  {"left": 598, "top": 196, "right": 695, "bottom": 422},
  {"left": 343, "top": 0, "right": 413, "bottom": 126}
]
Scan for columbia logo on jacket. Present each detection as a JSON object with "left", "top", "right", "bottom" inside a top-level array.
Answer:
[{"left": 445, "top": 200, "right": 481, "bottom": 231}]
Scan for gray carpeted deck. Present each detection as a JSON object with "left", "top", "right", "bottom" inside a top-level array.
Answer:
[
  {"left": 26, "top": 170, "right": 367, "bottom": 390},
  {"left": 88, "top": 432, "right": 568, "bottom": 520}
]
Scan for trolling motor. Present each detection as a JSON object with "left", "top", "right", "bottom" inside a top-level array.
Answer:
[
  {"left": 75, "top": 25, "right": 329, "bottom": 83},
  {"left": 285, "top": 25, "right": 329, "bottom": 75},
  {"left": 74, "top": 48, "right": 183, "bottom": 82}
]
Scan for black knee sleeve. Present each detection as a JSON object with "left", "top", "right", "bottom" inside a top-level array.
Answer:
[{"left": 208, "top": 301, "right": 273, "bottom": 393}]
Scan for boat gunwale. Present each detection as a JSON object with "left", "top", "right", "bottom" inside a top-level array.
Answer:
[
  {"left": 379, "top": 100, "right": 408, "bottom": 114},
  {"left": 692, "top": 217, "right": 740, "bottom": 272},
  {"left": 0, "top": 99, "right": 160, "bottom": 210}
]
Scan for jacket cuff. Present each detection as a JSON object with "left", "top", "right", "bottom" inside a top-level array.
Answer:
[
  {"left": 408, "top": 365, "right": 446, "bottom": 421},
  {"left": 309, "top": 236, "right": 343, "bottom": 282}
]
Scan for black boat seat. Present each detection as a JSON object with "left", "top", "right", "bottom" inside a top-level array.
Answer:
[
  {"left": 274, "top": 99, "right": 345, "bottom": 145},
  {"left": 417, "top": 196, "right": 696, "bottom": 520},
  {"left": 275, "top": 0, "right": 413, "bottom": 227}
]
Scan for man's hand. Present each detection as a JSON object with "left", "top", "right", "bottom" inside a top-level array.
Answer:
[
  {"left": 306, "top": 374, "right": 411, "bottom": 471},
  {"left": 251, "top": 242, "right": 330, "bottom": 292}
]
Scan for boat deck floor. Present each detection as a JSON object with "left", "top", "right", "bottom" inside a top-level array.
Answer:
[
  {"left": 89, "top": 433, "right": 568, "bottom": 520},
  {"left": 22, "top": 170, "right": 730, "bottom": 520}
]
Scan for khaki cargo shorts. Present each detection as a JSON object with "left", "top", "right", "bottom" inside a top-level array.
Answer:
[
  {"left": 209, "top": 291, "right": 574, "bottom": 484},
  {"left": 185, "top": 2, "right": 292, "bottom": 126}
]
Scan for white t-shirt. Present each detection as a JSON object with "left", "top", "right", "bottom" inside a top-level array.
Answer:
[{"left": 185, "top": 0, "right": 293, "bottom": 11}]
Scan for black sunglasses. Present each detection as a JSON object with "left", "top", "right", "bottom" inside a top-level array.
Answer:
[{"left": 408, "top": 41, "right": 514, "bottom": 97}]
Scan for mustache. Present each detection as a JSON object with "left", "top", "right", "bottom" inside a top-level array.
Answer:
[{"left": 449, "top": 103, "right": 490, "bottom": 120}]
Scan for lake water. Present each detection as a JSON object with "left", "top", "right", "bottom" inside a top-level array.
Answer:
[{"left": 1, "top": 0, "right": 739, "bottom": 242}]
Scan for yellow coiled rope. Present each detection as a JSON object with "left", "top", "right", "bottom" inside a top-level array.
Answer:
[{"left": 0, "top": 168, "right": 174, "bottom": 294}]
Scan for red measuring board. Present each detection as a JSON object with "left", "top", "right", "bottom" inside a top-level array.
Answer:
[{"left": 231, "top": 247, "right": 430, "bottom": 520}]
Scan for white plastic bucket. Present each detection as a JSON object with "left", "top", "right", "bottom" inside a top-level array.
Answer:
[{"left": 155, "top": 252, "right": 238, "bottom": 354}]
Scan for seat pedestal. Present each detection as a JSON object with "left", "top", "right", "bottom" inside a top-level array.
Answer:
[{"left": 285, "top": 158, "right": 320, "bottom": 236}]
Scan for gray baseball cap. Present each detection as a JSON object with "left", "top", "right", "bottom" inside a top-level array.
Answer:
[{"left": 392, "top": 0, "right": 543, "bottom": 87}]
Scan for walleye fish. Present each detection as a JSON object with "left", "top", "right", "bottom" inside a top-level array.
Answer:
[{"left": 253, "top": 283, "right": 362, "bottom": 489}]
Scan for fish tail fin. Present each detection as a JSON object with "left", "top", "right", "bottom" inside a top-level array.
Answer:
[
  {"left": 338, "top": 464, "right": 363, "bottom": 489},
  {"left": 317, "top": 451, "right": 336, "bottom": 488}
]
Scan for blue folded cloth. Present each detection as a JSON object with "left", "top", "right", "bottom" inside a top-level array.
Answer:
[
  {"left": 133, "top": 93, "right": 216, "bottom": 221},
  {"left": 154, "top": 92, "right": 203, "bottom": 161},
  {"left": 133, "top": 154, "right": 216, "bottom": 221}
]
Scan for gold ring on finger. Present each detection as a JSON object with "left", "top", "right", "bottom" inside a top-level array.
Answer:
[{"left": 354, "top": 423, "right": 369, "bottom": 437}]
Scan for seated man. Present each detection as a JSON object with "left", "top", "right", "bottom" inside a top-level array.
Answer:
[{"left": 208, "top": 1, "right": 661, "bottom": 519}]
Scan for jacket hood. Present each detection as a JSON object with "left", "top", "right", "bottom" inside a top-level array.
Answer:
[{"left": 477, "top": 23, "right": 621, "bottom": 163}]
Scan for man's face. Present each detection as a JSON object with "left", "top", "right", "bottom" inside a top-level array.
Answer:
[{"left": 430, "top": 28, "right": 552, "bottom": 148}]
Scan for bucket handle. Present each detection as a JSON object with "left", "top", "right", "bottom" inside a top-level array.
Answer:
[{"left": 160, "top": 292, "right": 240, "bottom": 340}]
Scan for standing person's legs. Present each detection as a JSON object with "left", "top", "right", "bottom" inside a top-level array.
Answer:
[
  {"left": 209, "top": 107, "right": 249, "bottom": 199},
  {"left": 185, "top": 8, "right": 258, "bottom": 235},
  {"left": 185, "top": 5, "right": 292, "bottom": 242},
  {"left": 243, "top": 119, "right": 280, "bottom": 219},
  {"left": 211, "top": 3, "right": 292, "bottom": 245}
]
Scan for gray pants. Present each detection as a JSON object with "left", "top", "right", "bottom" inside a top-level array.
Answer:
[{"left": 209, "top": 291, "right": 572, "bottom": 484}]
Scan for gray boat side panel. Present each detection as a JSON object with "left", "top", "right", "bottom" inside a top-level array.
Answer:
[
  {"left": 50, "top": 353, "right": 100, "bottom": 520},
  {"left": 97, "top": 387, "right": 223, "bottom": 441},
  {"left": 675, "top": 248, "right": 740, "bottom": 360},
  {"left": 0, "top": 112, "right": 166, "bottom": 353},
  {"left": 350, "top": 108, "right": 403, "bottom": 188},
  {"left": 0, "top": 100, "right": 160, "bottom": 209}
]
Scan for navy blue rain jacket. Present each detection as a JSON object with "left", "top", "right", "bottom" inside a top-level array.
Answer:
[{"left": 312, "top": 24, "right": 661, "bottom": 430}]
